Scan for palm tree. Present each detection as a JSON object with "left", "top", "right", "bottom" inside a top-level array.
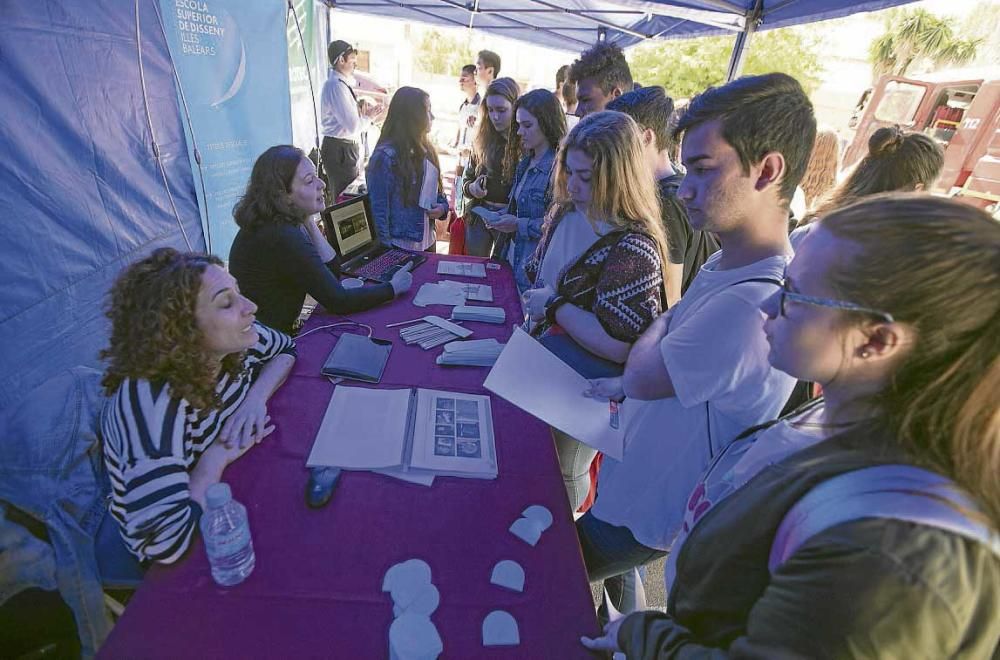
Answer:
[{"left": 869, "top": 9, "right": 982, "bottom": 80}]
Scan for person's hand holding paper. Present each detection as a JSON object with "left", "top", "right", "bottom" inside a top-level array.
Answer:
[{"left": 584, "top": 377, "right": 625, "bottom": 403}]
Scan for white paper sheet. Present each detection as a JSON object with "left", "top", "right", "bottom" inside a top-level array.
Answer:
[
  {"left": 437, "top": 261, "right": 487, "bottom": 278},
  {"left": 483, "top": 328, "right": 625, "bottom": 460},
  {"left": 412, "top": 282, "right": 466, "bottom": 308},
  {"left": 307, "top": 387, "right": 411, "bottom": 468},
  {"left": 419, "top": 160, "right": 439, "bottom": 211},
  {"left": 374, "top": 467, "right": 436, "bottom": 486}
]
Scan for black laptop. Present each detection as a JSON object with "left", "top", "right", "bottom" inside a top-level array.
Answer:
[{"left": 320, "top": 195, "right": 426, "bottom": 282}]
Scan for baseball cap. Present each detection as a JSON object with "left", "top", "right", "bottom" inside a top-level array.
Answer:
[{"left": 328, "top": 40, "right": 355, "bottom": 66}]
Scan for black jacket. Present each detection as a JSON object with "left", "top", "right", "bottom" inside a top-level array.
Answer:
[{"left": 619, "top": 425, "right": 1000, "bottom": 659}]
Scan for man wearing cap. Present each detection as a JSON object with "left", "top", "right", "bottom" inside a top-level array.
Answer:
[{"left": 321, "top": 40, "right": 371, "bottom": 199}]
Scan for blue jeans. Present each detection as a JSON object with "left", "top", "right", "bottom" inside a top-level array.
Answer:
[
  {"left": 95, "top": 509, "right": 146, "bottom": 589},
  {"left": 576, "top": 511, "right": 666, "bottom": 622}
]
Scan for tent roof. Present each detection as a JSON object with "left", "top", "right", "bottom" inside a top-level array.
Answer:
[{"left": 327, "top": 0, "right": 915, "bottom": 51}]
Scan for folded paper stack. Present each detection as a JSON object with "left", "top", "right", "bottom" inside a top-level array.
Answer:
[
  {"left": 436, "top": 339, "right": 504, "bottom": 367},
  {"left": 451, "top": 306, "right": 505, "bottom": 324}
]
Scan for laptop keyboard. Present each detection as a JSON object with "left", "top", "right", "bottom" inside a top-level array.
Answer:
[{"left": 353, "top": 249, "right": 414, "bottom": 281}]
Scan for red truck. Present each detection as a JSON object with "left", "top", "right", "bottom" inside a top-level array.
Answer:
[{"left": 845, "top": 69, "right": 1000, "bottom": 216}]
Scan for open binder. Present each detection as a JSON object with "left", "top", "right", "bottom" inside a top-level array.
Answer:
[{"left": 307, "top": 386, "right": 498, "bottom": 480}]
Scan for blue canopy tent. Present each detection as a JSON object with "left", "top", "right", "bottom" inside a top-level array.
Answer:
[
  {"left": 0, "top": 0, "right": 916, "bottom": 409},
  {"left": 327, "top": 0, "right": 916, "bottom": 77}
]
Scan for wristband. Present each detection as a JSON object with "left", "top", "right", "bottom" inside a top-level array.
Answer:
[{"left": 545, "top": 295, "right": 569, "bottom": 325}]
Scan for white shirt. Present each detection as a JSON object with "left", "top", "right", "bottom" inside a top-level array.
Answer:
[
  {"left": 457, "top": 94, "right": 480, "bottom": 166},
  {"left": 536, "top": 210, "right": 611, "bottom": 289},
  {"left": 321, "top": 70, "right": 363, "bottom": 140},
  {"left": 591, "top": 251, "right": 796, "bottom": 550}
]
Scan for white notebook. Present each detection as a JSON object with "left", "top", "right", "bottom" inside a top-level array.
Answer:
[{"left": 307, "top": 386, "right": 498, "bottom": 479}]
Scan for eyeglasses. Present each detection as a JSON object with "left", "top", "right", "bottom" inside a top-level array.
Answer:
[{"left": 779, "top": 282, "right": 895, "bottom": 324}]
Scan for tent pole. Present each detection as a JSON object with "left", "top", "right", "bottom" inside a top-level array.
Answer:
[{"left": 724, "top": 0, "right": 762, "bottom": 81}]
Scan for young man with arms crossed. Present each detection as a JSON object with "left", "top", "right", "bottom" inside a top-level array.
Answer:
[
  {"left": 607, "top": 86, "right": 720, "bottom": 305},
  {"left": 580, "top": 73, "right": 817, "bottom": 618},
  {"left": 569, "top": 42, "right": 633, "bottom": 118}
]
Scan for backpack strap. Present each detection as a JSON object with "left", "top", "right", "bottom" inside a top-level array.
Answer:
[
  {"left": 769, "top": 464, "right": 1000, "bottom": 572},
  {"left": 702, "top": 275, "right": 784, "bottom": 457}
]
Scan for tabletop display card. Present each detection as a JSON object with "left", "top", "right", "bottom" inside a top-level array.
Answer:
[
  {"left": 437, "top": 261, "right": 487, "bottom": 278},
  {"left": 308, "top": 386, "right": 498, "bottom": 480}
]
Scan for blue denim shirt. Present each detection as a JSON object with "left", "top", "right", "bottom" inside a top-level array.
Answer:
[
  {"left": 493, "top": 150, "right": 556, "bottom": 291},
  {"left": 366, "top": 144, "right": 446, "bottom": 244},
  {"left": 0, "top": 367, "right": 112, "bottom": 656}
]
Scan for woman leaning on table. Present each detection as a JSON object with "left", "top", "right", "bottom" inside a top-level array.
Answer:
[
  {"left": 98, "top": 249, "right": 296, "bottom": 578},
  {"left": 228, "top": 145, "right": 412, "bottom": 335},
  {"left": 522, "top": 111, "right": 670, "bottom": 510},
  {"left": 583, "top": 195, "right": 1000, "bottom": 658}
]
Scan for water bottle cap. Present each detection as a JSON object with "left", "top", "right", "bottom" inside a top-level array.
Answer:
[{"left": 206, "top": 482, "right": 232, "bottom": 508}]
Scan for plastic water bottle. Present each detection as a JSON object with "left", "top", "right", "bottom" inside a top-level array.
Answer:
[{"left": 200, "top": 482, "right": 255, "bottom": 586}]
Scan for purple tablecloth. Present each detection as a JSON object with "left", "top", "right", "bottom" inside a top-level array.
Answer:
[{"left": 99, "top": 254, "right": 600, "bottom": 659}]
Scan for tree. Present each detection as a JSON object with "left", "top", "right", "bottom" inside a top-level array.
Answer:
[
  {"left": 869, "top": 9, "right": 981, "bottom": 80},
  {"left": 627, "top": 26, "right": 823, "bottom": 100},
  {"left": 961, "top": 1, "right": 1000, "bottom": 67},
  {"left": 414, "top": 28, "right": 475, "bottom": 76}
]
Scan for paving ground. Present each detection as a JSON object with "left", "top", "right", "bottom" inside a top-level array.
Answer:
[{"left": 589, "top": 556, "right": 668, "bottom": 615}]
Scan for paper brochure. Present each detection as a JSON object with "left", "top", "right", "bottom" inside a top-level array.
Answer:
[{"left": 483, "top": 328, "right": 625, "bottom": 460}]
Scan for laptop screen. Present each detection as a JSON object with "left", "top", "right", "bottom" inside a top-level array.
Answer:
[{"left": 322, "top": 196, "right": 375, "bottom": 258}]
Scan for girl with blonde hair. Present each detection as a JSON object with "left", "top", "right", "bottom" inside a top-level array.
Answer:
[
  {"left": 522, "top": 110, "right": 670, "bottom": 510},
  {"left": 799, "top": 128, "right": 840, "bottom": 209}
]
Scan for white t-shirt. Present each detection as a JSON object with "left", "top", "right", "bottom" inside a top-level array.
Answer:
[
  {"left": 536, "top": 210, "right": 612, "bottom": 289},
  {"left": 591, "top": 251, "right": 796, "bottom": 550},
  {"left": 789, "top": 222, "right": 815, "bottom": 251}
]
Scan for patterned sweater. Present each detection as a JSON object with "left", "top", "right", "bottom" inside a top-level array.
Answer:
[{"left": 531, "top": 228, "right": 665, "bottom": 343}]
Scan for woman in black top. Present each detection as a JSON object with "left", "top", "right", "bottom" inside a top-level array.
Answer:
[
  {"left": 229, "top": 145, "right": 412, "bottom": 334},
  {"left": 461, "top": 77, "right": 520, "bottom": 257}
]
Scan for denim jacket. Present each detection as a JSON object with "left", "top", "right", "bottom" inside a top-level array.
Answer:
[
  {"left": 492, "top": 150, "right": 555, "bottom": 291},
  {"left": 0, "top": 367, "right": 111, "bottom": 656},
  {"left": 366, "top": 144, "right": 446, "bottom": 244}
]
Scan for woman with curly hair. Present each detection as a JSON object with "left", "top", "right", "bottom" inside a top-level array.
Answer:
[
  {"left": 100, "top": 248, "right": 296, "bottom": 570},
  {"left": 461, "top": 77, "right": 521, "bottom": 256},
  {"left": 229, "top": 145, "right": 412, "bottom": 335}
]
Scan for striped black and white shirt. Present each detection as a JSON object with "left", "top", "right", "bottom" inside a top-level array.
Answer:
[{"left": 102, "top": 323, "right": 295, "bottom": 563}]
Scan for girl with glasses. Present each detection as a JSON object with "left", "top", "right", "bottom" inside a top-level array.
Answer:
[{"left": 584, "top": 193, "right": 1000, "bottom": 658}]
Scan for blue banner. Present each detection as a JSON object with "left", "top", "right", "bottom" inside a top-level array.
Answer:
[{"left": 158, "top": 0, "right": 292, "bottom": 257}]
